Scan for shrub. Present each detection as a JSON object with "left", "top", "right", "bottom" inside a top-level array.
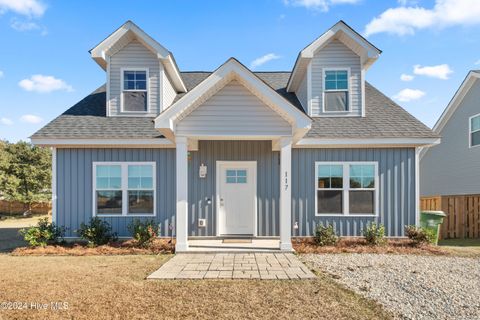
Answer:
[
  {"left": 19, "top": 218, "right": 64, "bottom": 247},
  {"left": 363, "top": 222, "right": 386, "bottom": 246},
  {"left": 405, "top": 225, "right": 436, "bottom": 246},
  {"left": 128, "top": 219, "right": 158, "bottom": 247},
  {"left": 77, "top": 217, "right": 117, "bottom": 247},
  {"left": 314, "top": 224, "right": 338, "bottom": 246}
]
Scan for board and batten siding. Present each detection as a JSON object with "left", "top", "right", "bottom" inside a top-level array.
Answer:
[
  {"left": 109, "top": 40, "right": 161, "bottom": 116},
  {"left": 421, "top": 80, "right": 480, "bottom": 196},
  {"left": 55, "top": 146, "right": 415, "bottom": 238},
  {"left": 56, "top": 148, "right": 176, "bottom": 237},
  {"left": 311, "top": 40, "right": 362, "bottom": 116},
  {"left": 188, "top": 140, "right": 280, "bottom": 237},
  {"left": 176, "top": 80, "right": 292, "bottom": 136},
  {"left": 292, "top": 148, "right": 416, "bottom": 237}
]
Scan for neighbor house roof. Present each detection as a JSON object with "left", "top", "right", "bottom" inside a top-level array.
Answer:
[
  {"left": 31, "top": 71, "right": 437, "bottom": 141},
  {"left": 430, "top": 70, "right": 480, "bottom": 135}
]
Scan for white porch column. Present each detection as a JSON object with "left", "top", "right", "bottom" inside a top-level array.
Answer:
[
  {"left": 279, "top": 137, "right": 293, "bottom": 251},
  {"left": 175, "top": 136, "right": 189, "bottom": 252}
]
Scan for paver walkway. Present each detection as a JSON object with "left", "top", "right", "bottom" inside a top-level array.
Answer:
[{"left": 147, "top": 253, "right": 316, "bottom": 280}]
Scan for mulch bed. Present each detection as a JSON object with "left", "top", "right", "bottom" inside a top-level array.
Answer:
[
  {"left": 11, "top": 239, "right": 175, "bottom": 256},
  {"left": 293, "top": 238, "right": 448, "bottom": 255}
]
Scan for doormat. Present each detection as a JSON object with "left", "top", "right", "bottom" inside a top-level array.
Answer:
[{"left": 222, "top": 239, "right": 253, "bottom": 243}]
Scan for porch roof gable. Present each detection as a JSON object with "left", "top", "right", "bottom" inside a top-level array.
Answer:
[{"left": 154, "top": 58, "right": 312, "bottom": 141}]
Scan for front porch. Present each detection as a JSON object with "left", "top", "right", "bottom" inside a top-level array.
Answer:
[
  {"left": 187, "top": 238, "right": 281, "bottom": 252},
  {"left": 175, "top": 139, "right": 294, "bottom": 252}
]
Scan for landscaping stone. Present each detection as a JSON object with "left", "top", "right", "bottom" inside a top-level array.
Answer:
[{"left": 301, "top": 253, "right": 480, "bottom": 320}]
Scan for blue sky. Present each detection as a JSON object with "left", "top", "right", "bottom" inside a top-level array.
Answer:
[{"left": 1, "top": 0, "right": 480, "bottom": 142}]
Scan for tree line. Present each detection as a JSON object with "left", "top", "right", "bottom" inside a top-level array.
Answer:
[{"left": 0, "top": 140, "right": 51, "bottom": 210}]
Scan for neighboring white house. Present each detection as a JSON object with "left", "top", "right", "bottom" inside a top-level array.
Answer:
[
  {"left": 421, "top": 71, "right": 480, "bottom": 196},
  {"left": 31, "top": 20, "right": 439, "bottom": 252}
]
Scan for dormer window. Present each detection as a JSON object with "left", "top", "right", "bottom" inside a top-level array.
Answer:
[
  {"left": 122, "top": 69, "right": 148, "bottom": 112},
  {"left": 323, "top": 69, "right": 349, "bottom": 112}
]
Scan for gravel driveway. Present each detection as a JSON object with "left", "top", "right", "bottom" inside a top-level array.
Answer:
[{"left": 300, "top": 254, "right": 480, "bottom": 320}]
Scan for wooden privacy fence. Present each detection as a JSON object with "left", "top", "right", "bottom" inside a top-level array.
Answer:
[
  {"left": 421, "top": 195, "right": 480, "bottom": 239},
  {"left": 0, "top": 200, "right": 51, "bottom": 216}
]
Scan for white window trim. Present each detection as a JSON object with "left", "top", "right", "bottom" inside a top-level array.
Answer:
[
  {"left": 92, "top": 161, "right": 156, "bottom": 217},
  {"left": 469, "top": 113, "right": 480, "bottom": 148},
  {"left": 120, "top": 67, "right": 150, "bottom": 113},
  {"left": 322, "top": 67, "right": 351, "bottom": 113},
  {"left": 314, "top": 161, "right": 379, "bottom": 217}
]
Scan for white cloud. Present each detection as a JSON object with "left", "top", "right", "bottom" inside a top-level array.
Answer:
[
  {"left": 250, "top": 53, "right": 281, "bottom": 69},
  {"left": 283, "top": 0, "right": 360, "bottom": 12},
  {"left": 20, "top": 114, "right": 42, "bottom": 124},
  {"left": 10, "top": 18, "right": 47, "bottom": 35},
  {"left": 475, "top": 60, "right": 480, "bottom": 65},
  {"left": 393, "top": 88, "right": 426, "bottom": 102},
  {"left": 0, "top": 0, "right": 46, "bottom": 17},
  {"left": 413, "top": 64, "right": 453, "bottom": 80},
  {"left": 0, "top": 70, "right": 3, "bottom": 78},
  {"left": 364, "top": 0, "right": 480, "bottom": 37},
  {"left": 19, "top": 75, "right": 73, "bottom": 93},
  {"left": 0, "top": 117, "right": 13, "bottom": 125},
  {"left": 10, "top": 18, "right": 39, "bottom": 31},
  {"left": 397, "top": 0, "right": 418, "bottom": 5},
  {"left": 400, "top": 74, "right": 414, "bottom": 81}
]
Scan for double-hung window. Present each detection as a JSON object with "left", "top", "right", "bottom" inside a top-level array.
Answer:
[
  {"left": 470, "top": 114, "right": 480, "bottom": 147},
  {"left": 316, "top": 162, "right": 377, "bottom": 216},
  {"left": 94, "top": 162, "right": 155, "bottom": 216},
  {"left": 323, "top": 69, "right": 349, "bottom": 112},
  {"left": 122, "top": 69, "right": 148, "bottom": 112}
]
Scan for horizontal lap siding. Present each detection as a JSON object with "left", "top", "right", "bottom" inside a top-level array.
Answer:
[
  {"left": 311, "top": 40, "right": 362, "bottom": 116},
  {"left": 420, "top": 80, "right": 480, "bottom": 196},
  {"left": 176, "top": 80, "right": 292, "bottom": 136},
  {"left": 292, "top": 148, "right": 415, "bottom": 237},
  {"left": 296, "top": 74, "right": 308, "bottom": 113},
  {"left": 56, "top": 148, "right": 176, "bottom": 237},
  {"left": 162, "top": 71, "right": 177, "bottom": 110},
  {"left": 188, "top": 141, "right": 280, "bottom": 236},
  {"left": 109, "top": 40, "right": 161, "bottom": 116}
]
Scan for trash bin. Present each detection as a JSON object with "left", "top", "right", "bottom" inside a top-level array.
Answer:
[{"left": 420, "top": 210, "right": 446, "bottom": 245}]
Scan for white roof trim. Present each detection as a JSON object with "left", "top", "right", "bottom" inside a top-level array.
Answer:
[
  {"left": 154, "top": 58, "right": 311, "bottom": 141},
  {"left": 287, "top": 21, "right": 381, "bottom": 92},
  {"left": 432, "top": 71, "right": 480, "bottom": 134},
  {"left": 295, "top": 137, "right": 440, "bottom": 148},
  {"left": 90, "top": 21, "right": 187, "bottom": 92},
  {"left": 31, "top": 138, "right": 174, "bottom": 148},
  {"left": 420, "top": 71, "right": 480, "bottom": 159}
]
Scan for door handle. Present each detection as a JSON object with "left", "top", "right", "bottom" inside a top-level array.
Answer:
[{"left": 220, "top": 198, "right": 224, "bottom": 206}]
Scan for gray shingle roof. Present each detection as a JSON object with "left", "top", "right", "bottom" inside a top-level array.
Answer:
[{"left": 31, "top": 71, "right": 437, "bottom": 140}]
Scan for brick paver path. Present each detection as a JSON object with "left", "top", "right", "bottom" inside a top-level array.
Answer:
[{"left": 147, "top": 253, "right": 316, "bottom": 280}]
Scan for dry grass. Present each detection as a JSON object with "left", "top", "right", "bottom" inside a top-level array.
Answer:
[
  {"left": 438, "top": 239, "right": 480, "bottom": 258},
  {"left": 0, "top": 254, "right": 391, "bottom": 320},
  {"left": 293, "top": 238, "right": 448, "bottom": 255},
  {"left": 0, "top": 214, "right": 50, "bottom": 228},
  {"left": 12, "top": 239, "right": 175, "bottom": 256}
]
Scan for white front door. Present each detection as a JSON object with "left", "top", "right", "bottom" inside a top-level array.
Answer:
[{"left": 217, "top": 161, "right": 256, "bottom": 236}]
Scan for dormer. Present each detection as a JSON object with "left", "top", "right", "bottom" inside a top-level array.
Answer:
[
  {"left": 287, "top": 21, "right": 381, "bottom": 117},
  {"left": 90, "top": 21, "right": 186, "bottom": 117}
]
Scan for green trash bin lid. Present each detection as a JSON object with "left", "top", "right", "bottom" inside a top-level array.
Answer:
[{"left": 420, "top": 210, "right": 446, "bottom": 217}]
